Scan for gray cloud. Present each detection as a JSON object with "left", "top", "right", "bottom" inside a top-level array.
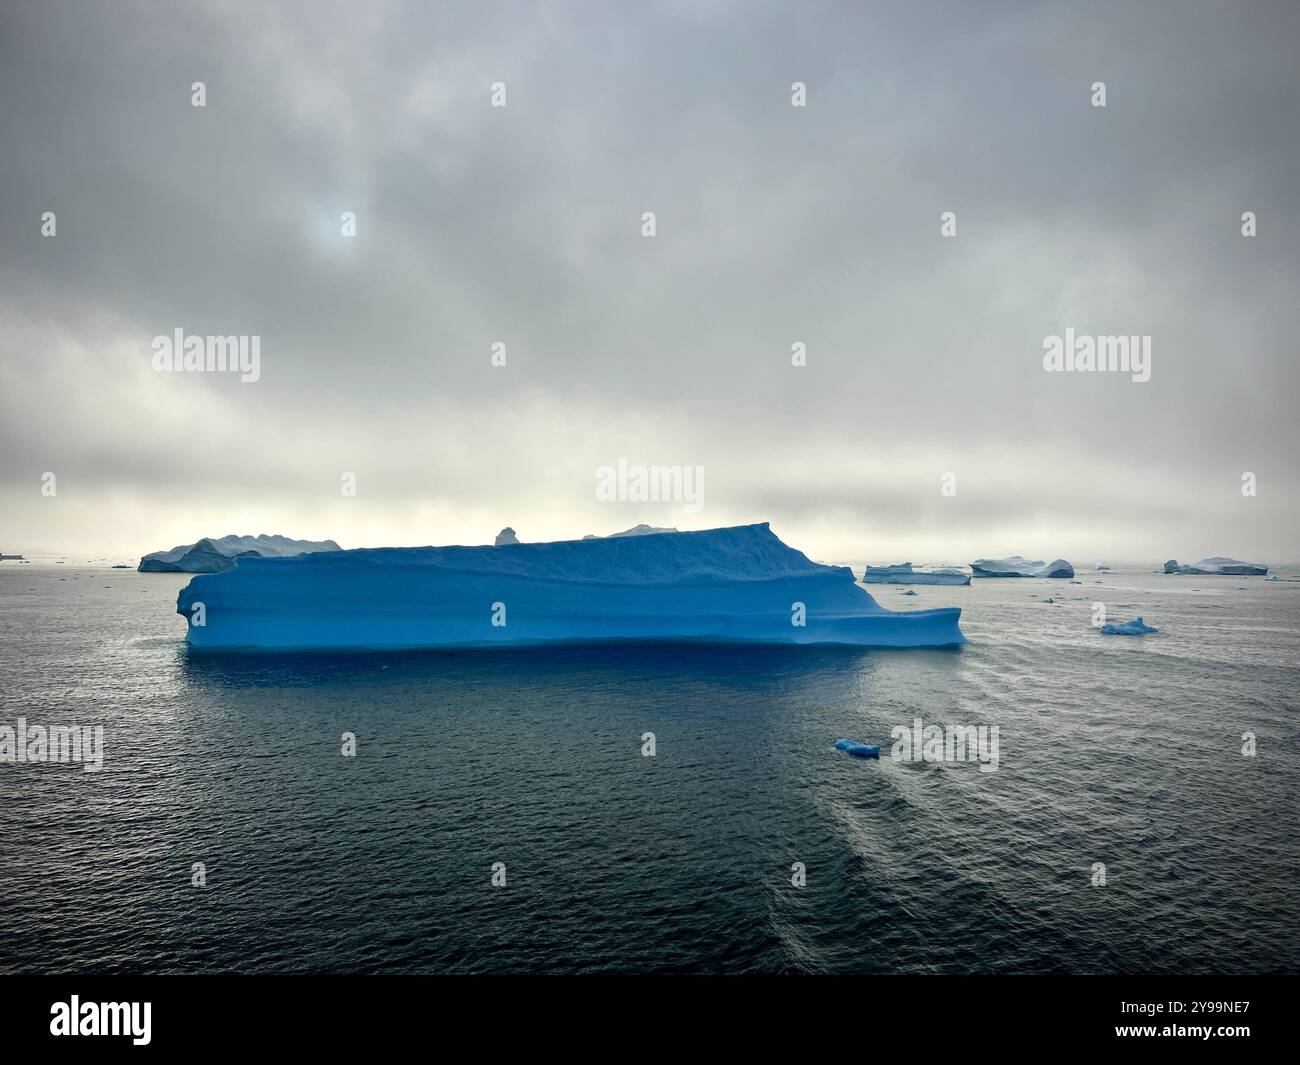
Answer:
[{"left": 2, "top": 0, "right": 1297, "bottom": 561}]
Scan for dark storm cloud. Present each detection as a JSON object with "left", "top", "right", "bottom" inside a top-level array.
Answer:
[{"left": 1, "top": 0, "right": 1297, "bottom": 558}]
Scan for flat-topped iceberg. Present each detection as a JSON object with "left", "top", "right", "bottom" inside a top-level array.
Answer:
[
  {"left": 1163, "top": 557, "right": 1267, "bottom": 576},
  {"left": 176, "top": 523, "right": 966, "bottom": 651},
  {"left": 970, "top": 556, "right": 1074, "bottom": 579},
  {"left": 862, "top": 562, "right": 970, "bottom": 586},
  {"left": 141, "top": 533, "right": 341, "bottom": 573}
]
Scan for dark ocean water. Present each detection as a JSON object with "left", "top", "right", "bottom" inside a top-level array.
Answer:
[{"left": 2, "top": 562, "right": 1298, "bottom": 974}]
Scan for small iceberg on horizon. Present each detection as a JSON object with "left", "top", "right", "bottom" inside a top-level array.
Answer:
[
  {"left": 139, "top": 534, "right": 342, "bottom": 573},
  {"left": 1099, "top": 617, "right": 1158, "bottom": 636},
  {"left": 862, "top": 562, "right": 970, "bottom": 586},
  {"left": 582, "top": 524, "right": 678, "bottom": 540},
  {"left": 177, "top": 523, "right": 968, "bottom": 651},
  {"left": 1163, "top": 557, "right": 1267, "bottom": 576},
  {"left": 834, "top": 739, "right": 881, "bottom": 759},
  {"left": 971, "top": 556, "right": 1074, "bottom": 579}
]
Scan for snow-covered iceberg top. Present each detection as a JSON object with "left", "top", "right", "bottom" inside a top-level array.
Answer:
[
  {"left": 176, "top": 523, "right": 966, "bottom": 651},
  {"left": 970, "top": 556, "right": 1074, "bottom": 579},
  {"left": 140, "top": 533, "right": 342, "bottom": 573},
  {"left": 862, "top": 562, "right": 970, "bottom": 586},
  {"left": 582, "top": 524, "right": 679, "bottom": 540},
  {"left": 1163, "top": 557, "right": 1267, "bottom": 576}
]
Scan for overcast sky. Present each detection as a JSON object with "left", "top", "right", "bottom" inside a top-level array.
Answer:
[{"left": 2, "top": 0, "right": 1297, "bottom": 564}]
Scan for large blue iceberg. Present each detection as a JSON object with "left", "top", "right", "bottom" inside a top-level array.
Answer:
[{"left": 176, "top": 523, "right": 966, "bottom": 651}]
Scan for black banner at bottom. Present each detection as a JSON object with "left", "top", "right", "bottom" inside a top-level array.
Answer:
[{"left": 6, "top": 974, "right": 1293, "bottom": 1052}]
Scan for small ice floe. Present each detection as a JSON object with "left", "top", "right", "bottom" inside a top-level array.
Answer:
[
  {"left": 1099, "top": 617, "right": 1158, "bottom": 636},
  {"left": 834, "top": 739, "right": 881, "bottom": 759}
]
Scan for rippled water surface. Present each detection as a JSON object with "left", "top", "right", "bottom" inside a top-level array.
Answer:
[{"left": 2, "top": 563, "right": 1298, "bottom": 973}]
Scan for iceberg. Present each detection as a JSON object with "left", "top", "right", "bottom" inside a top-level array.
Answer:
[
  {"left": 582, "top": 524, "right": 678, "bottom": 540},
  {"left": 970, "top": 556, "right": 1074, "bottom": 579},
  {"left": 834, "top": 739, "right": 881, "bottom": 759},
  {"left": 140, "top": 534, "right": 341, "bottom": 573},
  {"left": 606, "top": 523, "right": 677, "bottom": 537},
  {"left": 176, "top": 523, "right": 967, "bottom": 651},
  {"left": 1163, "top": 557, "right": 1267, "bottom": 576},
  {"left": 494, "top": 527, "right": 520, "bottom": 546},
  {"left": 1099, "top": 616, "right": 1158, "bottom": 636},
  {"left": 861, "top": 562, "right": 970, "bottom": 586}
]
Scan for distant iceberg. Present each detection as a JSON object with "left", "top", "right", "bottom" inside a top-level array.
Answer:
[
  {"left": 1163, "top": 557, "right": 1267, "bottom": 576},
  {"left": 970, "top": 556, "right": 1074, "bottom": 579},
  {"left": 582, "top": 524, "right": 678, "bottom": 540},
  {"left": 176, "top": 523, "right": 966, "bottom": 651},
  {"left": 140, "top": 534, "right": 341, "bottom": 573},
  {"left": 862, "top": 562, "right": 970, "bottom": 585},
  {"left": 1100, "top": 616, "right": 1158, "bottom": 636},
  {"left": 494, "top": 527, "right": 520, "bottom": 546},
  {"left": 1095, "top": 563, "right": 1110, "bottom": 571}
]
